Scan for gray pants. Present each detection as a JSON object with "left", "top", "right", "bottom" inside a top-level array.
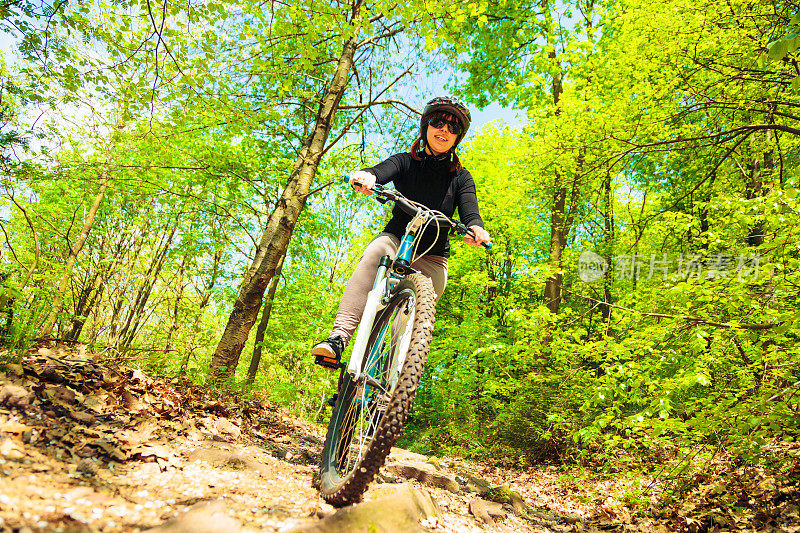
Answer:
[{"left": 331, "top": 233, "right": 448, "bottom": 344}]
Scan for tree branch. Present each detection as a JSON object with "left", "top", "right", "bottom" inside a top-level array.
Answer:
[
  {"left": 337, "top": 98, "right": 421, "bottom": 114},
  {"left": 322, "top": 65, "right": 414, "bottom": 156}
]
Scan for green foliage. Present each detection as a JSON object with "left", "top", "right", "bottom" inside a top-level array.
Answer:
[
  {"left": 1, "top": 0, "right": 799, "bottom": 493},
  {"left": 767, "top": 11, "right": 800, "bottom": 89},
  {"left": 394, "top": 0, "right": 800, "bottom": 482}
]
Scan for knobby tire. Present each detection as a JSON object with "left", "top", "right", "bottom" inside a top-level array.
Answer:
[{"left": 318, "top": 273, "right": 436, "bottom": 507}]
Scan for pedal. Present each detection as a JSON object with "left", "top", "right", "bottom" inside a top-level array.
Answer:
[{"left": 314, "top": 353, "right": 344, "bottom": 370}]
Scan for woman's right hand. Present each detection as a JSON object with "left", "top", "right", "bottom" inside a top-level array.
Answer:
[{"left": 349, "top": 171, "right": 376, "bottom": 196}]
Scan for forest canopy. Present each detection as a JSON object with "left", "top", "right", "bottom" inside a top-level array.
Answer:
[{"left": 1, "top": 0, "right": 798, "bottom": 497}]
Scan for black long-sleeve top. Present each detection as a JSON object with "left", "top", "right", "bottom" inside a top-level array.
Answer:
[{"left": 364, "top": 152, "right": 485, "bottom": 258}]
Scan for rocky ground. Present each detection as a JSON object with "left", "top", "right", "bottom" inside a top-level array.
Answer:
[{"left": 1, "top": 349, "right": 798, "bottom": 533}]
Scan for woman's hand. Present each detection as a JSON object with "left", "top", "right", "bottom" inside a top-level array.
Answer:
[
  {"left": 349, "top": 171, "right": 376, "bottom": 196},
  {"left": 464, "top": 225, "right": 491, "bottom": 247}
]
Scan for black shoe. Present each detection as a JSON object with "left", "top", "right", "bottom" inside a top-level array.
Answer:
[{"left": 312, "top": 336, "right": 345, "bottom": 370}]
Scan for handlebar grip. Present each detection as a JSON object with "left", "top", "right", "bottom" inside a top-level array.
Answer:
[
  {"left": 483, "top": 241, "right": 493, "bottom": 250},
  {"left": 343, "top": 173, "right": 368, "bottom": 189}
]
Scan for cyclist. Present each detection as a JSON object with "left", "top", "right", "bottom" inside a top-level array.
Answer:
[{"left": 312, "top": 95, "right": 491, "bottom": 369}]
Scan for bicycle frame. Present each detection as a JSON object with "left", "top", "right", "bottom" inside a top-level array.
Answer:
[
  {"left": 343, "top": 177, "right": 490, "bottom": 382},
  {"left": 346, "top": 217, "right": 422, "bottom": 382}
]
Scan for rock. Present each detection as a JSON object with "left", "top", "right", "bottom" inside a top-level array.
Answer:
[
  {"left": 485, "top": 484, "right": 528, "bottom": 513},
  {"left": 76, "top": 458, "right": 99, "bottom": 475},
  {"left": 186, "top": 444, "right": 270, "bottom": 475},
  {"left": 144, "top": 500, "right": 253, "bottom": 533},
  {"left": 562, "top": 512, "right": 584, "bottom": 524},
  {"left": 509, "top": 490, "right": 528, "bottom": 514},
  {"left": 131, "top": 444, "right": 181, "bottom": 470},
  {"left": 312, "top": 501, "right": 336, "bottom": 519},
  {"left": 132, "top": 462, "right": 161, "bottom": 476},
  {"left": 463, "top": 474, "right": 492, "bottom": 495},
  {"left": 385, "top": 461, "right": 461, "bottom": 494},
  {"left": 367, "top": 482, "right": 440, "bottom": 517},
  {"left": 0, "top": 384, "right": 32, "bottom": 407},
  {"left": 376, "top": 469, "right": 402, "bottom": 484},
  {"left": 292, "top": 483, "right": 437, "bottom": 533},
  {"left": 386, "top": 447, "right": 429, "bottom": 463},
  {"left": 425, "top": 456, "right": 442, "bottom": 470},
  {"left": 45, "top": 383, "right": 77, "bottom": 403},
  {"left": 0, "top": 437, "right": 25, "bottom": 460},
  {"left": 215, "top": 418, "right": 241, "bottom": 439},
  {"left": 459, "top": 477, "right": 529, "bottom": 514},
  {"left": 469, "top": 498, "right": 506, "bottom": 525},
  {"left": 485, "top": 485, "right": 513, "bottom": 503},
  {"left": 0, "top": 363, "right": 23, "bottom": 377}
]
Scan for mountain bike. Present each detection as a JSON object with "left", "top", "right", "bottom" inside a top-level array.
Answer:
[{"left": 317, "top": 177, "right": 491, "bottom": 506}]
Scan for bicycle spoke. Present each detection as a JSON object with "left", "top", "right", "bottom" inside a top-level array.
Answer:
[
  {"left": 364, "top": 374, "right": 388, "bottom": 395},
  {"left": 319, "top": 275, "right": 435, "bottom": 505}
]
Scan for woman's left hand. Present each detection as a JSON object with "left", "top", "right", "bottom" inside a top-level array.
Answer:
[{"left": 464, "top": 225, "right": 491, "bottom": 247}]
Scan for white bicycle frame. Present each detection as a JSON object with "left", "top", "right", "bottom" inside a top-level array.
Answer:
[
  {"left": 346, "top": 215, "right": 424, "bottom": 382},
  {"left": 345, "top": 277, "right": 416, "bottom": 385}
]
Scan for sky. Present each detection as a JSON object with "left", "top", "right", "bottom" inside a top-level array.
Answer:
[
  {"left": 467, "top": 101, "right": 526, "bottom": 139},
  {"left": 402, "top": 64, "right": 526, "bottom": 141}
]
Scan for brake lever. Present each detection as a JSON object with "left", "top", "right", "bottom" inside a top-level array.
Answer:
[{"left": 454, "top": 221, "right": 493, "bottom": 250}]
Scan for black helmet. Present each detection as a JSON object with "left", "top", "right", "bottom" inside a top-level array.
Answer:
[{"left": 421, "top": 95, "right": 471, "bottom": 144}]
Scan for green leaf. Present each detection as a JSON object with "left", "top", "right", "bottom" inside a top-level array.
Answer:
[
  {"left": 788, "top": 35, "right": 800, "bottom": 54},
  {"left": 768, "top": 39, "right": 789, "bottom": 60}
]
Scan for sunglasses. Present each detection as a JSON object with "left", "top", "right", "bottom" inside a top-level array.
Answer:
[{"left": 427, "top": 116, "right": 463, "bottom": 136}]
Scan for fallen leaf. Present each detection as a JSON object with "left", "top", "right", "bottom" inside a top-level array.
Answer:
[
  {"left": 69, "top": 411, "right": 96, "bottom": 425},
  {"left": 1, "top": 420, "right": 31, "bottom": 435},
  {"left": 123, "top": 390, "right": 145, "bottom": 413}
]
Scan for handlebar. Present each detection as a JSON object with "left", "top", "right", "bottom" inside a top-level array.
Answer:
[{"left": 344, "top": 175, "right": 493, "bottom": 250}]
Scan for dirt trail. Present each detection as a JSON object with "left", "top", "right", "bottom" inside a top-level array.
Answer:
[{"left": 1, "top": 350, "right": 798, "bottom": 532}]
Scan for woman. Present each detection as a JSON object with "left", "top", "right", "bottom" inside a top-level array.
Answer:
[{"left": 312, "top": 95, "right": 491, "bottom": 369}]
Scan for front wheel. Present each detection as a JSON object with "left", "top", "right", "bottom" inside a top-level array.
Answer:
[{"left": 318, "top": 273, "right": 436, "bottom": 506}]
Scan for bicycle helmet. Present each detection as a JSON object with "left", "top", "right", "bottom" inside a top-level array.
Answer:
[{"left": 421, "top": 95, "right": 471, "bottom": 146}]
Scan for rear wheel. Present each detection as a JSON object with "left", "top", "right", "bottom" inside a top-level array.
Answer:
[{"left": 318, "top": 273, "right": 436, "bottom": 506}]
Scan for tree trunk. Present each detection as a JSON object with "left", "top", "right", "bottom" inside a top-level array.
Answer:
[
  {"left": 65, "top": 232, "right": 111, "bottom": 344},
  {"left": 746, "top": 130, "right": 774, "bottom": 247},
  {"left": 544, "top": 172, "right": 567, "bottom": 313},
  {"left": 108, "top": 228, "right": 148, "bottom": 343},
  {"left": 210, "top": 0, "right": 365, "bottom": 381},
  {"left": 118, "top": 223, "right": 177, "bottom": 349},
  {"left": 39, "top": 167, "right": 109, "bottom": 338},
  {"left": 180, "top": 248, "right": 223, "bottom": 374},
  {"left": 544, "top": 163, "right": 581, "bottom": 314},
  {"left": 601, "top": 170, "right": 614, "bottom": 331},
  {"left": 697, "top": 169, "right": 717, "bottom": 250},
  {"left": 64, "top": 272, "right": 103, "bottom": 343},
  {"left": 541, "top": 0, "right": 571, "bottom": 314},
  {"left": 164, "top": 255, "right": 188, "bottom": 355},
  {"left": 246, "top": 251, "right": 286, "bottom": 385}
]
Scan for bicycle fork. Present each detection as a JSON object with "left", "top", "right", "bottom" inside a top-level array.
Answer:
[
  {"left": 347, "top": 256, "right": 393, "bottom": 380},
  {"left": 347, "top": 227, "right": 419, "bottom": 381}
]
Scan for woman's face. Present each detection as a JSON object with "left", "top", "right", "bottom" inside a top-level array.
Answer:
[{"left": 425, "top": 113, "right": 459, "bottom": 156}]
